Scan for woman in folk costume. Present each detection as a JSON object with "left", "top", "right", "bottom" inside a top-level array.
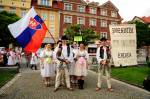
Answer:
[
  {"left": 41, "top": 44, "right": 55, "bottom": 87},
  {"left": 15, "top": 47, "right": 22, "bottom": 67},
  {"left": 54, "top": 35, "right": 73, "bottom": 92},
  {"left": 39, "top": 45, "right": 47, "bottom": 82},
  {"left": 7, "top": 48, "right": 16, "bottom": 66},
  {"left": 70, "top": 42, "right": 78, "bottom": 85},
  {"left": 30, "top": 52, "right": 38, "bottom": 70},
  {"left": 74, "top": 42, "right": 89, "bottom": 89},
  {"left": 95, "top": 37, "right": 113, "bottom": 92}
]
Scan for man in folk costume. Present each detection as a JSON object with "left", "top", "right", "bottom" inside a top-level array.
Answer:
[
  {"left": 54, "top": 35, "right": 73, "bottom": 92},
  {"left": 95, "top": 37, "right": 113, "bottom": 92}
]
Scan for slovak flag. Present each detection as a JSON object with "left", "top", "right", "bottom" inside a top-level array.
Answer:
[{"left": 8, "top": 7, "right": 47, "bottom": 52}]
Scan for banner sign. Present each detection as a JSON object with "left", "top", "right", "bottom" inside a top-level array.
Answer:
[
  {"left": 109, "top": 24, "right": 137, "bottom": 66},
  {"left": 74, "top": 36, "right": 82, "bottom": 41}
]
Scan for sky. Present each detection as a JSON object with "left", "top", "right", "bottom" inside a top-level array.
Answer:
[{"left": 91, "top": 0, "right": 150, "bottom": 21}]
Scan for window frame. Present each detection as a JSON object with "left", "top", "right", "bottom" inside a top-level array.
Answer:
[
  {"left": 90, "top": 7, "right": 97, "bottom": 14},
  {"left": 101, "top": 20, "right": 107, "bottom": 27},
  {"left": 101, "top": 9, "right": 107, "bottom": 16},
  {"left": 90, "top": 19, "right": 97, "bottom": 26},
  {"left": 64, "top": 15, "right": 72, "bottom": 23},
  {"left": 77, "top": 17, "right": 85, "bottom": 25},
  {"left": 64, "top": 3, "right": 72, "bottom": 11},
  {"left": 101, "top": 32, "right": 107, "bottom": 38},
  {"left": 77, "top": 5, "right": 85, "bottom": 12}
]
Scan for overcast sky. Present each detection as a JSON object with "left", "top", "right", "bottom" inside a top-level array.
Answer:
[{"left": 91, "top": 0, "right": 150, "bottom": 21}]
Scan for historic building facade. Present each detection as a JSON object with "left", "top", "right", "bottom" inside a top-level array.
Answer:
[
  {"left": 59, "top": 0, "right": 122, "bottom": 39},
  {"left": 0, "top": 0, "right": 122, "bottom": 42},
  {"left": 32, "top": 0, "right": 61, "bottom": 43},
  {"left": 0, "top": 0, "right": 31, "bottom": 17}
]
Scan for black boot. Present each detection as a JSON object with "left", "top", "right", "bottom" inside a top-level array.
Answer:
[
  {"left": 78, "top": 80, "right": 81, "bottom": 89},
  {"left": 80, "top": 80, "right": 84, "bottom": 89}
]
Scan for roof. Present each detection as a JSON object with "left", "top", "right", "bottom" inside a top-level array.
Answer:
[
  {"left": 100, "top": 1, "right": 119, "bottom": 11},
  {"left": 132, "top": 16, "right": 150, "bottom": 24},
  {"left": 141, "top": 16, "right": 150, "bottom": 23}
]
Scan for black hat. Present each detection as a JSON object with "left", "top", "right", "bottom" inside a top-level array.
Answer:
[
  {"left": 61, "top": 35, "right": 68, "bottom": 40},
  {"left": 100, "top": 37, "right": 107, "bottom": 41}
]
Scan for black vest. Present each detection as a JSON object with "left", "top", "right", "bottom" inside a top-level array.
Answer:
[
  {"left": 67, "top": 45, "right": 70, "bottom": 57},
  {"left": 99, "top": 46, "right": 111, "bottom": 59},
  {"left": 60, "top": 44, "right": 70, "bottom": 57}
]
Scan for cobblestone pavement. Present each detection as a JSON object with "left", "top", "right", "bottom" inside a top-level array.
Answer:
[{"left": 0, "top": 65, "right": 150, "bottom": 99}]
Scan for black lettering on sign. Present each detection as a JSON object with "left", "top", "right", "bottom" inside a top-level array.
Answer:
[
  {"left": 112, "top": 27, "right": 134, "bottom": 34},
  {"left": 118, "top": 53, "right": 131, "bottom": 58}
]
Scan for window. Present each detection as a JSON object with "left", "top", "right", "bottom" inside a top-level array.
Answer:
[
  {"left": 90, "top": 19, "right": 97, "bottom": 26},
  {"left": 90, "top": 7, "right": 97, "bottom": 14},
  {"left": 77, "top": 17, "right": 85, "bottom": 25},
  {"left": 42, "top": 13, "right": 47, "bottom": 20},
  {"left": 77, "top": 5, "right": 85, "bottom": 12},
  {"left": 101, "top": 20, "right": 107, "bottom": 27},
  {"left": 111, "top": 11, "right": 117, "bottom": 17},
  {"left": 101, "top": 9, "right": 107, "bottom": 16},
  {"left": 50, "top": 13, "right": 54, "bottom": 21},
  {"left": 64, "top": 16, "right": 72, "bottom": 23},
  {"left": 21, "top": 9, "right": 26, "bottom": 17},
  {"left": 41, "top": 0, "right": 49, "bottom": 6},
  {"left": 111, "top": 21, "right": 117, "bottom": 25},
  {"left": 101, "top": 32, "right": 107, "bottom": 38},
  {"left": 49, "top": 27, "right": 55, "bottom": 34},
  {"left": 9, "top": 7, "right": 16, "bottom": 14},
  {"left": 64, "top": 3, "right": 72, "bottom": 11},
  {"left": 0, "top": 6, "right": 4, "bottom": 12}
]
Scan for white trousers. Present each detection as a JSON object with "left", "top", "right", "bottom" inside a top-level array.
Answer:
[
  {"left": 55, "top": 68, "right": 70, "bottom": 88},
  {"left": 97, "top": 64, "right": 111, "bottom": 88}
]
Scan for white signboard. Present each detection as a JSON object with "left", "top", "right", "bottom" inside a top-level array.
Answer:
[{"left": 109, "top": 24, "right": 137, "bottom": 66}]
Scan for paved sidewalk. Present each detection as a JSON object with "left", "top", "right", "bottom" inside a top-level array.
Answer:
[{"left": 0, "top": 66, "right": 150, "bottom": 99}]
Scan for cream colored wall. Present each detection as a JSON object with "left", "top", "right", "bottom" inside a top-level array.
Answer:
[{"left": 36, "top": 9, "right": 59, "bottom": 41}]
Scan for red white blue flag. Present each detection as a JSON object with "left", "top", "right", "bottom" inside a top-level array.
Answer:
[{"left": 8, "top": 7, "right": 47, "bottom": 52}]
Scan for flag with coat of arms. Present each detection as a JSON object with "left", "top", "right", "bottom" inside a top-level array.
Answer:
[{"left": 8, "top": 7, "right": 47, "bottom": 52}]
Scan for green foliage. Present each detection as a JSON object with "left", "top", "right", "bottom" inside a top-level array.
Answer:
[
  {"left": 91, "top": 65, "right": 150, "bottom": 86},
  {"left": 111, "top": 66, "right": 150, "bottom": 85},
  {"left": 128, "top": 21, "right": 150, "bottom": 48},
  {"left": 0, "top": 11, "right": 20, "bottom": 47},
  {"left": 64, "top": 24, "right": 99, "bottom": 44},
  {"left": 0, "top": 69, "right": 18, "bottom": 88}
]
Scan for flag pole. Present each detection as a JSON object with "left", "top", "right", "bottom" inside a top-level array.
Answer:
[
  {"left": 46, "top": 28, "right": 56, "bottom": 44},
  {"left": 37, "top": 14, "right": 56, "bottom": 44}
]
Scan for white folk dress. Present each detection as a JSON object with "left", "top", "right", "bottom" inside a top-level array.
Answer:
[
  {"left": 69, "top": 48, "right": 78, "bottom": 75},
  {"left": 30, "top": 53, "right": 38, "bottom": 65},
  {"left": 74, "top": 50, "right": 89, "bottom": 76},
  {"left": 7, "top": 51, "right": 16, "bottom": 65},
  {"left": 41, "top": 49, "right": 55, "bottom": 77}
]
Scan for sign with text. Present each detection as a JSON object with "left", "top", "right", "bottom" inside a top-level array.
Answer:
[
  {"left": 109, "top": 24, "right": 137, "bottom": 66},
  {"left": 74, "top": 36, "right": 82, "bottom": 41}
]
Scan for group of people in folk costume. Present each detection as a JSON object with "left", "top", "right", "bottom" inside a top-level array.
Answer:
[
  {"left": 0, "top": 47, "right": 22, "bottom": 66},
  {"left": 37, "top": 35, "right": 113, "bottom": 92}
]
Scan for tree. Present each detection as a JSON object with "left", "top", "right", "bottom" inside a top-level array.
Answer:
[
  {"left": 64, "top": 24, "right": 99, "bottom": 44},
  {"left": 0, "top": 11, "right": 20, "bottom": 47},
  {"left": 128, "top": 21, "right": 150, "bottom": 48}
]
